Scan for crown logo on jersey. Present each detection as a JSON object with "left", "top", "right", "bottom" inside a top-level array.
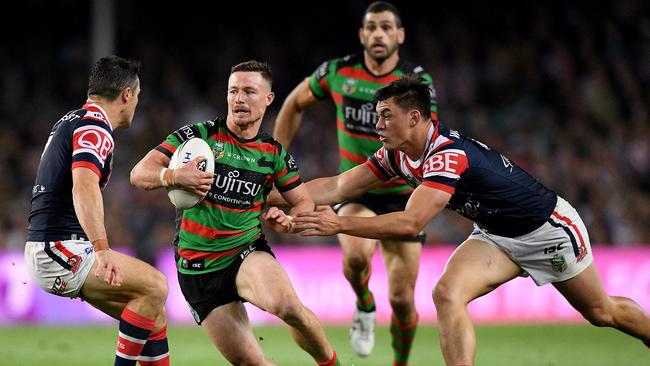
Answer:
[
  {"left": 342, "top": 78, "right": 358, "bottom": 95},
  {"left": 213, "top": 142, "right": 225, "bottom": 160}
]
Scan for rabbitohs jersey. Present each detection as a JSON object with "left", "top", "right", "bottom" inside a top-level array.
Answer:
[
  {"left": 309, "top": 53, "right": 437, "bottom": 195},
  {"left": 155, "top": 117, "right": 302, "bottom": 274}
]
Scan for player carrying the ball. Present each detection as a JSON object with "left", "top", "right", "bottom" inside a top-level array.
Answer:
[{"left": 131, "top": 60, "right": 341, "bottom": 366}]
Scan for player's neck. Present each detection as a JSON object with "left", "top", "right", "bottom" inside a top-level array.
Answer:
[
  {"left": 364, "top": 51, "right": 400, "bottom": 76},
  {"left": 403, "top": 120, "right": 433, "bottom": 161},
  {"left": 85, "top": 98, "right": 118, "bottom": 130},
  {"left": 226, "top": 117, "right": 261, "bottom": 140}
]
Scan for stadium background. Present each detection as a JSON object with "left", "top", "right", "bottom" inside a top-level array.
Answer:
[{"left": 0, "top": 0, "right": 649, "bottom": 364}]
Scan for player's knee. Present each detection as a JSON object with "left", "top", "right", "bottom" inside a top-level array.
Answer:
[
  {"left": 154, "top": 307, "right": 167, "bottom": 328},
  {"left": 344, "top": 254, "right": 371, "bottom": 272},
  {"left": 145, "top": 270, "right": 168, "bottom": 305},
  {"left": 432, "top": 281, "right": 462, "bottom": 310},
  {"left": 268, "top": 297, "right": 305, "bottom": 325},
  {"left": 581, "top": 306, "right": 614, "bottom": 327},
  {"left": 388, "top": 290, "right": 415, "bottom": 314}
]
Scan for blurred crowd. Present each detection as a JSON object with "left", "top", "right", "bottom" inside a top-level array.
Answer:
[{"left": 1, "top": 1, "right": 648, "bottom": 262}]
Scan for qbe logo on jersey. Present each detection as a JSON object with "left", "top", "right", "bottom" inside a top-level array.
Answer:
[
  {"left": 423, "top": 149, "right": 469, "bottom": 180},
  {"left": 72, "top": 125, "right": 114, "bottom": 164}
]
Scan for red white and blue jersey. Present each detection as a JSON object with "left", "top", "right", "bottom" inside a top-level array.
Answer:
[
  {"left": 367, "top": 122, "right": 558, "bottom": 237},
  {"left": 27, "top": 103, "right": 114, "bottom": 242}
]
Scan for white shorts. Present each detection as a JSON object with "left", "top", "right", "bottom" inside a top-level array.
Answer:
[
  {"left": 24, "top": 240, "right": 96, "bottom": 298},
  {"left": 467, "top": 196, "right": 593, "bottom": 286}
]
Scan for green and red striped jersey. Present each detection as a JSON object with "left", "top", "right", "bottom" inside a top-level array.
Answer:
[
  {"left": 155, "top": 117, "right": 302, "bottom": 274},
  {"left": 308, "top": 53, "right": 437, "bottom": 195}
]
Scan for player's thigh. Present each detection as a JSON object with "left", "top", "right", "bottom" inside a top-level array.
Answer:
[
  {"left": 337, "top": 203, "right": 377, "bottom": 260},
  {"left": 86, "top": 299, "right": 127, "bottom": 320},
  {"left": 202, "top": 302, "right": 266, "bottom": 364},
  {"left": 380, "top": 239, "right": 421, "bottom": 291},
  {"left": 235, "top": 251, "right": 300, "bottom": 311},
  {"left": 82, "top": 250, "right": 167, "bottom": 304},
  {"left": 552, "top": 263, "right": 609, "bottom": 312},
  {"left": 437, "top": 239, "right": 521, "bottom": 303}
]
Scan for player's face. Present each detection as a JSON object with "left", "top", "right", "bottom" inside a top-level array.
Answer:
[
  {"left": 227, "top": 72, "right": 274, "bottom": 127},
  {"left": 359, "top": 11, "right": 404, "bottom": 63},
  {"left": 375, "top": 97, "right": 409, "bottom": 150}
]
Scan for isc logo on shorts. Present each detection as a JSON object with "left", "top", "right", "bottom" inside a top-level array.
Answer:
[
  {"left": 50, "top": 276, "right": 68, "bottom": 295},
  {"left": 239, "top": 243, "right": 257, "bottom": 260}
]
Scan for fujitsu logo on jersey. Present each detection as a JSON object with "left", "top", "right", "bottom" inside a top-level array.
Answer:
[
  {"left": 181, "top": 125, "right": 195, "bottom": 139},
  {"left": 213, "top": 170, "right": 262, "bottom": 196},
  {"left": 344, "top": 102, "right": 378, "bottom": 127}
]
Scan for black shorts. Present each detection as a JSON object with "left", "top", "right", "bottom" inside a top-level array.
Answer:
[
  {"left": 334, "top": 192, "right": 426, "bottom": 243},
  {"left": 176, "top": 237, "right": 274, "bottom": 325}
]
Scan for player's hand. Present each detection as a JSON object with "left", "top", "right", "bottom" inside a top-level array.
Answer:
[
  {"left": 261, "top": 207, "right": 295, "bottom": 233},
  {"left": 94, "top": 249, "right": 123, "bottom": 287},
  {"left": 294, "top": 205, "right": 340, "bottom": 236},
  {"left": 173, "top": 157, "right": 214, "bottom": 196}
]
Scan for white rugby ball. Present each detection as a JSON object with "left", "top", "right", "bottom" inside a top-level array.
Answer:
[{"left": 167, "top": 138, "right": 215, "bottom": 209}]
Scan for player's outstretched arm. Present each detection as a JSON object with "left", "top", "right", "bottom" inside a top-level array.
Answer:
[
  {"left": 295, "top": 184, "right": 451, "bottom": 239},
  {"left": 273, "top": 78, "right": 319, "bottom": 148},
  {"left": 130, "top": 149, "right": 213, "bottom": 196},
  {"left": 307, "top": 163, "right": 383, "bottom": 205},
  {"left": 266, "top": 163, "right": 382, "bottom": 208},
  {"left": 71, "top": 167, "right": 122, "bottom": 286}
]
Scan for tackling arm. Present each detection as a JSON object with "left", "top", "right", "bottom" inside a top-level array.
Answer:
[
  {"left": 267, "top": 163, "right": 383, "bottom": 207},
  {"left": 262, "top": 183, "right": 316, "bottom": 234},
  {"left": 295, "top": 184, "right": 451, "bottom": 239},
  {"left": 306, "top": 163, "right": 383, "bottom": 205},
  {"left": 273, "top": 78, "right": 319, "bottom": 148}
]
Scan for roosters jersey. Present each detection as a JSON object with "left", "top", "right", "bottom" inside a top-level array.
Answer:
[
  {"left": 28, "top": 103, "right": 114, "bottom": 242},
  {"left": 367, "top": 122, "right": 558, "bottom": 237}
]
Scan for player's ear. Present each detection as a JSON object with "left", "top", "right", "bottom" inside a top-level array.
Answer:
[
  {"left": 266, "top": 91, "right": 275, "bottom": 106},
  {"left": 409, "top": 110, "right": 419, "bottom": 127},
  {"left": 121, "top": 87, "right": 132, "bottom": 103},
  {"left": 398, "top": 27, "right": 405, "bottom": 45},
  {"left": 358, "top": 26, "right": 364, "bottom": 45}
]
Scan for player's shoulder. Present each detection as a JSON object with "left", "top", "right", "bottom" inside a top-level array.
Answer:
[
  {"left": 396, "top": 58, "right": 430, "bottom": 77},
  {"left": 256, "top": 129, "right": 283, "bottom": 152},
  {"left": 176, "top": 117, "right": 224, "bottom": 139},
  {"left": 53, "top": 108, "right": 84, "bottom": 128},
  {"left": 204, "top": 116, "right": 226, "bottom": 134},
  {"left": 68, "top": 108, "right": 113, "bottom": 137},
  {"left": 426, "top": 123, "right": 465, "bottom": 156},
  {"left": 336, "top": 53, "right": 363, "bottom": 68},
  {"left": 322, "top": 53, "right": 362, "bottom": 70},
  {"left": 312, "top": 53, "right": 361, "bottom": 82}
]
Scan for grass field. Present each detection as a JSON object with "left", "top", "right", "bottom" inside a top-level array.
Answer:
[{"left": 0, "top": 324, "right": 647, "bottom": 365}]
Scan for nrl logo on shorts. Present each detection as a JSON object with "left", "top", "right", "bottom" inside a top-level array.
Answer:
[
  {"left": 342, "top": 78, "right": 358, "bottom": 95},
  {"left": 213, "top": 142, "right": 225, "bottom": 160},
  {"left": 550, "top": 254, "right": 567, "bottom": 273}
]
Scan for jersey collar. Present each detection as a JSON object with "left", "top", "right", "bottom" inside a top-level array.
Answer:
[{"left": 82, "top": 101, "right": 113, "bottom": 131}]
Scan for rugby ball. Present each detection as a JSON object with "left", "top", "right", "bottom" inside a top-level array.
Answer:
[{"left": 167, "top": 138, "right": 215, "bottom": 209}]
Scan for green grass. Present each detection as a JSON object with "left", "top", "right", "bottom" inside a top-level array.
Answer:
[{"left": 0, "top": 324, "right": 647, "bottom": 365}]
